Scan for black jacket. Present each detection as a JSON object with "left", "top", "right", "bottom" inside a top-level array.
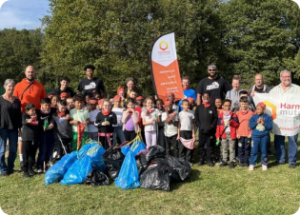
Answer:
[
  {"left": 22, "top": 114, "right": 40, "bottom": 141},
  {"left": 194, "top": 104, "right": 218, "bottom": 134},
  {"left": 95, "top": 112, "right": 117, "bottom": 134}
]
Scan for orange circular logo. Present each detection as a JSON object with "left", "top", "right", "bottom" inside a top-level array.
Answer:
[{"left": 159, "top": 41, "right": 169, "bottom": 51}]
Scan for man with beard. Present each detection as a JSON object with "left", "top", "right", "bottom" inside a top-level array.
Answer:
[
  {"left": 270, "top": 70, "right": 300, "bottom": 168},
  {"left": 196, "top": 64, "right": 231, "bottom": 105}
]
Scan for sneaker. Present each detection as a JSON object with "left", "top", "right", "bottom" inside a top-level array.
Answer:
[
  {"left": 23, "top": 172, "right": 31, "bottom": 178},
  {"left": 198, "top": 160, "right": 205, "bottom": 166},
  {"left": 1, "top": 171, "right": 8, "bottom": 177},
  {"left": 249, "top": 165, "right": 254, "bottom": 171},
  {"left": 207, "top": 161, "right": 214, "bottom": 167},
  {"left": 20, "top": 161, "right": 24, "bottom": 171},
  {"left": 244, "top": 162, "right": 249, "bottom": 167},
  {"left": 239, "top": 162, "right": 244, "bottom": 167},
  {"left": 289, "top": 163, "right": 296, "bottom": 169},
  {"left": 229, "top": 162, "right": 235, "bottom": 169},
  {"left": 219, "top": 161, "right": 227, "bottom": 167},
  {"left": 37, "top": 169, "right": 43, "bottom": 174},
  {"left": 262, "top": 165, "right": 268, "bottom": 171},
  {"left": 28, "top": 169, "right": 36, "bottom": 176}
]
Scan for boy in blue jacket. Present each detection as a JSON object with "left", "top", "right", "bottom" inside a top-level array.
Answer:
[{"left": 249, "top": 102, "right": 273, "bottom": 171}]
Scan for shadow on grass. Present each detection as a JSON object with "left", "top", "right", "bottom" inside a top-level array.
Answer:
[{"left": 170, "top": 169, "right": 201, "bottom": 191}]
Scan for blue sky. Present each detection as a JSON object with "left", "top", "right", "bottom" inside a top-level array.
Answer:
[{"left": 0, "top": 0, "right": 50, "bottom": 29}]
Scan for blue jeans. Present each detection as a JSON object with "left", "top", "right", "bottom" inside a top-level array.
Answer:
[
  {"left": 250, "top": 135, "right": 269, "bottom": 165},
  {"left": 274, "top": 134, "right": 298, "bottom": 164},
  {"left": 238, "top": 137, "right": 251, "bottom": 164},
  {"left": 37, "top": 132, "right": 54, "bottom": 168},
  {"left": 113, "top": 126, "right": 126, "bottom": 146},
  {"left": 0, "top": 129, "right": 18, "bottom": 174}
]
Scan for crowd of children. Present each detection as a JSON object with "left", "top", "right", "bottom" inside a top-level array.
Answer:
[{"left": 18, "top": 81, "right": 274, "bottom": 178}]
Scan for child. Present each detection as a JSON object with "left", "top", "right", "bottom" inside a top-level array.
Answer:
[
  {"left": 214, "top": 97, "right": 223, "bottom": 114},
  {"left": 161, "top": 101, "right": 178, "bottom": 156},
  {"left": 87, "top": 98, "right": 100, "bottom": 141},
  {"left": 216, "top": 99, "right": 239, "bottom": 169},
  {"left": 53, "top": 101, "right": 72, "bottom": 158},
  {"left": 36, "top": 98, "right": 56, "bottom": 173},
  {"left": 70, "top": 94, "right": 90, "bottom": 151},
  {"left": 60, "top": 92, "right": 68, "bottom": 101},
  {"left": 156, "top": 99, "right": 165, "bottom": 148},
  {"left": 51, "top": 95, "right": 59, "bottom": 108},
  {"left": 141, "top": 97, "right": 161, "bottom": 148},
  {"left": 249, "top": 102, "right": 273, "bottom": 171},
  {"left": 95, "top": 99, "right": 117, "bottom": 149},
  {"left": 236, "top": 97, "right": 254, "bottom": 167},
  {"left": 136, "top": 96, "right": 144, "bottom": 107},
  {"left": 232, "top": 90, "right": 255, "bottom": 112},
  {"left": 122, "top": 98, "right": 140, "bottom": 142},
  {"left": 112, "top": 95, "right": 126, "bottom": 145},
  {"left": 22, "top": 104, "right": 40, "bottom": 178},
  {"left": 117, "top": 86, "right": 125, "bottom": 107},
  {"left": 167, "top": 92, "right": 179, "bottom": 113},
  {"left": 177, "top": 99, "right": 195, "bottom": 162},
  {"left": 194, "top": 92, "right": 218, "bottom": 166},
  {"left": 66, "top": 97, "right": 75, "bottom": 111}
]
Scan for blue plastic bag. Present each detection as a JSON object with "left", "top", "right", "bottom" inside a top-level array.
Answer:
[
  {"left": 121, "top": 139, "right": 146, "bottom": 156},
  {"left": 121, "top": 145, "right": 130, "bottom": 156},
  {"left": 115, "top": 151, "right": 140, "bottom": 189},
  {"left": 44, "top": 152, "right": 77, "bottom": 185},
  {"left": 85, "top": 144, "right": 106, "bottom": 172},
  {"left": 77, "top": 143, "right": 96, "bottom": 158},
  {"left": 60, "top": 156, "right": 92, "bottom": 185},
  {"left": 130, "top": 140, "right": 146, "bottom": 156}
]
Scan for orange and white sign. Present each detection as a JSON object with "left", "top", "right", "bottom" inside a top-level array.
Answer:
[
  {"left": 253, "top": 93, "right": 300, "bottom": 136},
  {"left": 151, "top": 33, "right": 184, "bottom": 102}
]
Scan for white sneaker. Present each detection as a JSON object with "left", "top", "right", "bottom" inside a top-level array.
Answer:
[
  {"left": 37, "top": 169, "right": 43, "bottom": 174},
  {"left": 249, "top": 165, "right": 254, "bottom": 171},
  {"left": 262, "top": 165, "right": 268, "bottom": 171}
]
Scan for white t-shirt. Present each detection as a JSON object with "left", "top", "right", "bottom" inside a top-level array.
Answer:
[
  {"left": 141, "top": 108, "right": 161, "bottom": 132},
  {"left": 178, "top": 110, "right": 194, "bottom": 131},
  {"left": 162, "top": 112, "right": 178, "bottom": 137},
  {"left": 112, "top": 107, "right": 124, "bottom": 127},
  {"left": 88, "top": 109, "right": 100, "bottom": 133},
  {"left": 223, "top": 114, "right": 231, "bottom": 134}
]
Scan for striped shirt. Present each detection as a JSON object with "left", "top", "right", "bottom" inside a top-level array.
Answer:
[{"left": 270, "top": 83, "right": 300, "bottom": 94}]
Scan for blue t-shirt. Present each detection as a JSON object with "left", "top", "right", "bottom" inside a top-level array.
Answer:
[{"left": 178, "top": 89, "right": 197, "bottom": 111}]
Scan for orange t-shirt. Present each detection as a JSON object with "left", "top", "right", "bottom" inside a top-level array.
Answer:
[
  {"left": 13, "top": 79, "right": 47, "bottom": 112},
  {"left": 236, "top": 110, "right": 254, "bottom": 137}
]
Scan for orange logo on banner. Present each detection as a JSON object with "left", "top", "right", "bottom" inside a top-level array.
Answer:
[
  {"left": 159, "top": 41, "right": 169, "bottom": 51},
  {"left": 264, "top": 101, "right": 277, "bottom": 119}
]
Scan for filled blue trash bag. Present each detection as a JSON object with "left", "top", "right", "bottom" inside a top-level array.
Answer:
[
  {"left": 60, "top": 156, "right": 92, "bottom": 185},
  {"left": 121, "top": 139, "right": 146, "bottom": 156},
  {"left": 115, "top": 151, "right": 140, "bottom": 190},
  {"left": 60, "top": 143, "right": 106, "bottom": 185},
  {"left": 85, "top": 144, "right": 106, "bottom": 172},
  {"left": 44, "top": 152, "right": 77, "bottom": 185}
]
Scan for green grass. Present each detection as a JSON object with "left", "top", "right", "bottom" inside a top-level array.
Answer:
[{"left": 1, "top": 149, "right": 300, "bottom": 214}]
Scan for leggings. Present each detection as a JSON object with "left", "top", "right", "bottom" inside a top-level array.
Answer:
[{"left": 145, "top": 130, "right": 157, "bottom": 149}]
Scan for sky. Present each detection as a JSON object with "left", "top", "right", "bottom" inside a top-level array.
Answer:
[{"left": 0, "top": 0, "right": 50, "bottom": 30}]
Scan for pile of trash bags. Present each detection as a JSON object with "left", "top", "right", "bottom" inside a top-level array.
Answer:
[{"left": 45, "top": 139, "right": 192, "bottom": 191}]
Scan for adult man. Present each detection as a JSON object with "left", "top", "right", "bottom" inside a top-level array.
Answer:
[
  {"left": 225, "top": 76, "right": 241, "bottom": 110},
  {"left": 270, "top": 70, "right": 300, "bottom": 168},
  {"left": 77, "top": 65, "right": 106, "bottom": 98},
  {"left": 52, "top": 76, "right": 75, "bottom": 98},
  {"left": 13, "top": 65, "right": 47, "bottom": 170},
  {"left": 179, "top": 76, "right": 196, "bottom": 111},
  {"left": 196, "top": 64, "right": 231, "bottom": 105},
  {"left": 249, "top": 74, "right": 270, "bottom": 106}
]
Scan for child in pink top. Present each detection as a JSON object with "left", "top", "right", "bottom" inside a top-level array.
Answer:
[{"left": 236, "top": 97, "right": 254, "bottom": 167}]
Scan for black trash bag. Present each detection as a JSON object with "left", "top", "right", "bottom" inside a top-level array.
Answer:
[
  {"left": 145, "top": 145, "right": 166, "bottom": 162},
  {"left": 164, "top": 155, "right": 192, "bottom": 181},
  {"left": 139, "top": 159, "right": 174, "bottom": 191},
  {"left": 102, "top": 148, "right": 125, "bottom": 180},
  {"left": 83, "top": 170, "right": 110, "bottom": 186},
  {"left": 136, "top": 153, "right": 148, "bottom": 175}
]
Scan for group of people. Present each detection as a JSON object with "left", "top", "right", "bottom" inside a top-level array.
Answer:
[{"left": 0, "top": 63, "right": 299, "bottom": 178}]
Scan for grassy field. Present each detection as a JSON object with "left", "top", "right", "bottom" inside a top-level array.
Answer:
[{"left": 1, "top": 149, "right": 300, "bottom": 215}]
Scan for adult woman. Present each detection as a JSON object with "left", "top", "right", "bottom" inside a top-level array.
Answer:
[
  {"left": 125, "top": 78, "right": 140, "bottom": 98},
  {"left": 0, "top": 79, "right": 22, "bottom": 176}
]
